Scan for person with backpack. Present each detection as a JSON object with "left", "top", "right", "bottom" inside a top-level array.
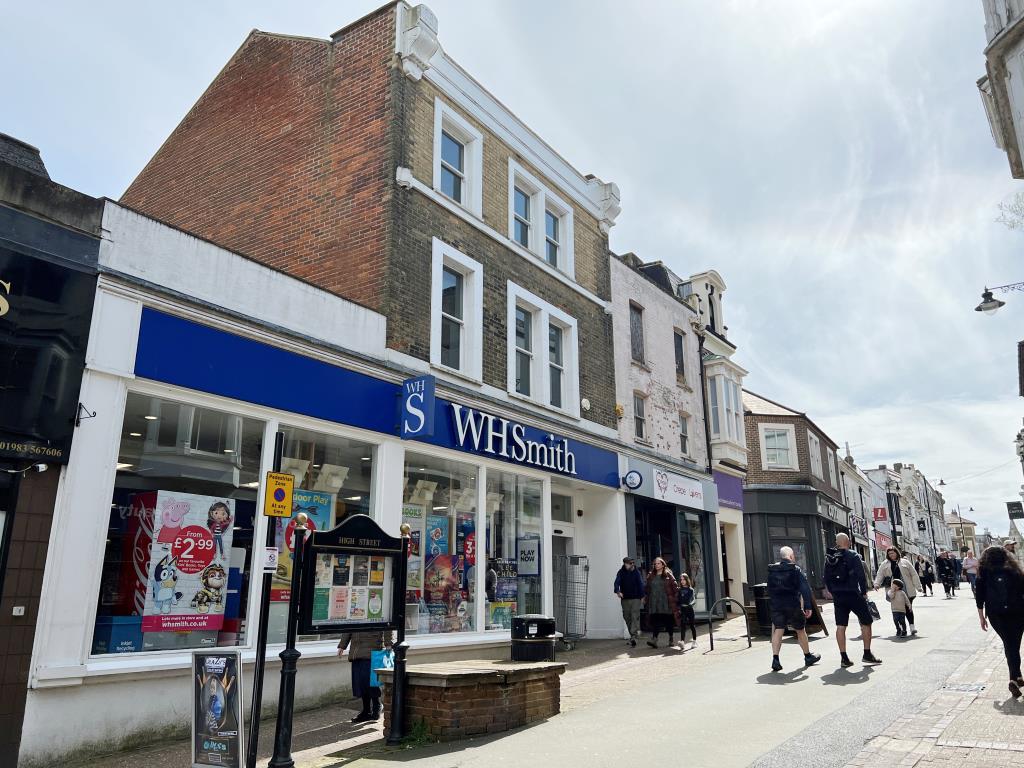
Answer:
[
  {"left": 614, "top": 556, "right": 645, "bottom": 647},
  {"left": 936, "top": 551, "right": 957, "bottom": 599},
  {"left": 872, "top": 547, "right": 922, "bottom": 636},
  {"left": 823, "top": 533, "right": 882, "bottom": 667},
  {"left": 919, "top": 557, "right": 935, "bottom": 596},
  {"left": 767, "top": 546, "right": 821, "bottom": 671},
  {"left": 976, "top": 544, "right": 1024, "bottom": 698}
]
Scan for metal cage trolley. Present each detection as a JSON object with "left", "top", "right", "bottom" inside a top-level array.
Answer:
[{"left": 553, "top": 555, "right": 589, "bottom": 650}]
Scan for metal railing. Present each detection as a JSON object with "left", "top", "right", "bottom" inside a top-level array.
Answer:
[{"left": 706, "top": 597, "right": 752, "bottom": 651}]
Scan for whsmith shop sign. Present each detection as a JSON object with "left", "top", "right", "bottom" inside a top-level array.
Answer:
[
  {"left": 0, "top": 210, "right": 98, "bottom": 464},
  {"left": 133, "top": 313, "right": 620, "bottom": 488}
]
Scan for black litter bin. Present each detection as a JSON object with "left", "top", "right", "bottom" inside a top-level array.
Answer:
[
  {"left": 511, "top": 614, "right": 557, "bottom": 661},
  {"left": 752, "top": 583, "right": 772, "bottom": 636}
]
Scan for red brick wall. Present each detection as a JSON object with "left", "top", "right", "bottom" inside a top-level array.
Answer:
[
  {"left": 121, "top": 6, "right": 397, "bottom": 310},
  {"left": 744, "top": 413, "right": 844, "bottom": 503}
]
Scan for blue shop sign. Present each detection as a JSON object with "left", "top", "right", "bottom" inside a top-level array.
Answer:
[{"left": 135, "top": 310, "right": 620, "bottom": 487}]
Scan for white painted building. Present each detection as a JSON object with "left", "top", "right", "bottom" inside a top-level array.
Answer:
[
  {"left": 838, "top": 452, "right": 878, "bottom": 572},
  {"left": 978, "top": 0, "right": 1024, "bottom": 178}
]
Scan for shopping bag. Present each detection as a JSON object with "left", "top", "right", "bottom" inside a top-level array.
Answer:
[
  {"left": 369, "top": 649, "right": 394, "bottom": 688},
  {"left": 867, "top": 600, "right": 881, "bottom": 621}
]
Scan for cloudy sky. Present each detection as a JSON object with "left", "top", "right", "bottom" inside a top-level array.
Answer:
[{"left": 4, "top": 1, "right": 1021, "bottom": 536}]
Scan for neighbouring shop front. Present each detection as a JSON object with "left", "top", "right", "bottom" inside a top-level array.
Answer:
[
  {"left": 622, "top": 459, "right": 720, "bottom": 617},
  {"left": 743, "top": 487, "right": 851, "bottom": 593},
  {"left": 23, "top": 295, "right": 625, "bottom": 763}
]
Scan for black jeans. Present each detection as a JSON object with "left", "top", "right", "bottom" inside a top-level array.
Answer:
[
  {"left": 680, "top": 606, "right": 697, "bottom": 641},
  {"left": 650, "top": 613, "right": 674, "bottom": 642},
  {"left": 893, "top": 612, "right": 907, "bottom": 633},
  {"left": 906, "top": 596, "right": 915, "bottom": 626},
  {"left": 942, "top": 579, "right": 954, "bottom": 596},
  {"left": 989, "top": 612, "right": 1024, "bottom": 680}
]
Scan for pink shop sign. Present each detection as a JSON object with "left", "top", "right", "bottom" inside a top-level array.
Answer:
[{"left": 654, "top": 469, "right": 705, "bottom": 507}]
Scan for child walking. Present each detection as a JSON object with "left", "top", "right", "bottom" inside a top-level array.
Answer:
[
  {"left": 677, "top": 573, "right": 698, "bottom": 649},
  {"left": 888, "top": 578, "right": 912, "bottom": 637}
]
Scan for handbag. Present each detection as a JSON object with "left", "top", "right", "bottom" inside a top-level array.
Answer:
[
  {"left": 369, "top": 649, "right": 394, "bottom": 689},
  {"left": 867, "top": 600, "right": 881, "bottom": 621}
]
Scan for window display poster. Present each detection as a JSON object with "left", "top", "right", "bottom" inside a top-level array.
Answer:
[
  {"left": 517, "top": 536, "right": 540, "bottom": 577},
  {"left": 493, "top": 558, "right": 518, "bottom": 601},
  {"left": 424, "top": 554, "right": 462, "bottom": 603},
  {"left": 488, "top": 601, "right": 516, "bottom": 629},
  {"left": 425, "top": 515, "right": 449, "bottom": 558},
  {"left": 142, "top": 491, "right": 235, "bottom": 633},
  {"left": 403, "top": 504, "right": 426, "bottom": 590},
  {"left": 192, "top": 650, "right": 243, "bottom": 768},
  {"left": 271, "top": 490, "right": 335, "bottom": 601}
]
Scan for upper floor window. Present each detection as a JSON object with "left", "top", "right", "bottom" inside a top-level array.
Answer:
[
  {"left": 507, "top": 282, "right": 580, "bottom": 416},
  {"left": 434, "top": 99, "right": 483, "bottom": 216},
  {"left": 759, "top": 423, "right": 798, "bottom": 471},
  {"left": 808, "top": 431, "right": 823, "bottom": 480},
  {"left": 508, "top": 159, "right": 574, "bottom": 276},
  {"left": 826, "top": 447, "right": 838, "bottom": 488},
  {"left": 673, "top": 329, "right": 686, "bottom": 380},
  {"left": 430, "top": 238, "right": 483, "bottom": 380},
  {"left": 629, "top": 303, "right": 645, "bottom": 364},
  {"left": 634, "top": 393, "right": 647, "bottom": 440},
  {"left": 709, "top": 376, "right": 743, "bottom": 442},
  {"left": 679, "top": 413, "right": 690, "bottom": 456}
]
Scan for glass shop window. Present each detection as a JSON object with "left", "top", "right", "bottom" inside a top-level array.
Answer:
[
  {"left": 485, "top": 470, "right": 544, "bottom": 629},
  {"left": 269, "top": 425, "right": 377, "bottom": 644},
  {"left": 402, "top": 452, "right": 478, "bottom": 635},
  {"left": 91, "top": 392, "right": 264, "bottom": 655}
]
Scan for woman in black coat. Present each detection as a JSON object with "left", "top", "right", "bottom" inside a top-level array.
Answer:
[{"left": 976, "top": 545, "right": 1024, "bottom": 698}]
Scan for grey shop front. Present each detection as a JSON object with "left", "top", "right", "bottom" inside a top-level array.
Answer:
[
  {"left": 622, "top": 458, "right": 721, "bottom": 618},
  {"left": 743, "top": 486, "right": 851, "bottom": 595}
]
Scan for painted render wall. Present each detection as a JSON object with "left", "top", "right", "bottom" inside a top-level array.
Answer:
[{"left": 609, "top": 256, "right": 708, "bottom": 471}]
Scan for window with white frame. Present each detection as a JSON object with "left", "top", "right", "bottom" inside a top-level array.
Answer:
[
  {"left": 730, "top": 379, "right": 743, "bottom": 438},
  {"left": 808, "top": 430, "right": 823, "bottom": 479},
  {"left": 431, "top": 238, "right": 483, "bottom": 380},
  {"left": 506, "top": 282, "right": 579, "bottom": 415},
  {"left": 709, "top": 376, "right": 744, "bottom": 443},
  {"left": 759, "top": 423, "right": 798, "bottom": 470},
  {"left": 723, "top": 378, "right": 738, "bottom": 441},
  {"left": 679, "top": 413, "right": 690, "bottom": 456},
  {"left": 634, "top": 393, "right": 647, "bottom": 440},
  {"left": 826, "top": 447, "right": 838, "bottom": 488},
  {"left": 433, "top": 99, "right": 483, "bottom": 216},
  {"left": 507, "top": 159, "right": 574, "bottom": 275}
]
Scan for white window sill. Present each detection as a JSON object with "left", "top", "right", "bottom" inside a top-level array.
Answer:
[
  {"left": 634, "top": 437, "right": 653, "bottom": 447},
  {"left": 763, "top": 465, "right": 799, "bottom": 472},
  {"left": 431, "top": 362, "right": 483, "bottom": 387},
  {"left": 507, "top": 389, "right": 580, "bottom": 421}
]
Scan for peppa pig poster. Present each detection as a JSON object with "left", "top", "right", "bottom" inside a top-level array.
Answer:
[{"left": 142, "top": 491, "right": 235, "bottom": 633}]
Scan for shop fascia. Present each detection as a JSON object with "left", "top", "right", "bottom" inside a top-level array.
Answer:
[
  {"left": 817, "top": 497, "right": 849, "bottom": 527},
  {"left": 620, "top": 457, "right": 717, "bottom": 512}
]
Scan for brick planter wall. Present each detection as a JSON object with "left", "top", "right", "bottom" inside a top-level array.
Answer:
[{"left": 379, "top": 661, "right": 564, "bottom": 741}]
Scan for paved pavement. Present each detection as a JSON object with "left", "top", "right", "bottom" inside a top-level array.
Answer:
[{"left": 73, "top": 590, "right": 1021, "bottom": 768}]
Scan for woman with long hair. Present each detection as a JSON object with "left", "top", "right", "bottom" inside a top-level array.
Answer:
[
  {"left": 643, "top": 557, "right": 679, "bottom": 649},
  {"left": 873, "top": 547, "right": 922, "bottom": 636},
  {"left": 976, "top": 545, "right": 1024, "bottom": 698}
]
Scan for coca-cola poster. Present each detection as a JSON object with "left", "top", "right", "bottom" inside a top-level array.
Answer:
[{"left": 141, "top": 491, "right": 235, "bottom": 633}]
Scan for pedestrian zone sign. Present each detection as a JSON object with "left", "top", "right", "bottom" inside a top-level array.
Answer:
[{"left": 263, "top": 472, "right": 294, "bottom": 518}]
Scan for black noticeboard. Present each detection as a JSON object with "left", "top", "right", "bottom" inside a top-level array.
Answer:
[
  {"left": 192, "top": 650, "right": 244, "bottom": 768},
  {"left": 298, "top": 514, "right": 405, "bottom": 635}
]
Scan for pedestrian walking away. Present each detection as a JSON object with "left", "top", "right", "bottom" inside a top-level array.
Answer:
[
  {"left": 962, "top": 550, "right": 980, "bottom": 596},
  {"left": 886, "top": 579, "right": 912, "bottom": 637},
  {"left": 766, "top": 545, "right": 820, "bottom": 672},
  {"left": 823, "top": 533, "right": 882, "bottom": 667},
  {"left": 953, "top": 554, "right": 963, "bottom": 595},
  {"left": 643, "top": 557, "right": 679, "bottom": 649},
  {"left": 614, "top": 556, "right": 645, "bottom": 647},
  {"left": 975, "top": 545, "right": 1024, "bottom": 698},
  {"left": 677, "top": 573, "right": 698, "bottom": 649},
  {"left": 873, "top": 546, "right": 921, "bottom": 635},
  {"left": 919, "top": 556, "right": 935, "bottom": 596},
  {"left": 337, "top": 630, "right": 391, "bottom": 723},
  {"left": 936, "top": 551, "right": 957, "bottom": 598}
]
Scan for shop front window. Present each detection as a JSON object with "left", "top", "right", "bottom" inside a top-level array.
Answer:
[
  {"left": 271, "top": 426, "right": 377, "bottom": 643},
  {"left": 485, "top": 470, "right": 543, "bottom": 629},
  {"left": 92, "top": 392, "right": 264, "bottom": 655},
  {"left": 677, "top": 512, "right": 709, "bottom": 613},
  {"left": 402, "top": 453, "right": 478, "bottom": 635}
]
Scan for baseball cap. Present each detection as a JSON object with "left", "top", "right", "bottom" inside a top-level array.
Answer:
[
  {"left": 622, "top": 556, "right": 635, "bottom": 564},
  {"left": 1004, "top": 539, "right": 1017, "bottom": 547}
]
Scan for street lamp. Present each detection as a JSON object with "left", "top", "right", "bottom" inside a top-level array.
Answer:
[{"left": 975, "top": 282, "right": 1024, "bottom": 314}]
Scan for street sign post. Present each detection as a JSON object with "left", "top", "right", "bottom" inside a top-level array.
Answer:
[{"left": 263, "top": 472, "right": 294, "bottom": 518}]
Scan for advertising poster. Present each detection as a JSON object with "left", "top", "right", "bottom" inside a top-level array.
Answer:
[
  {"left": 488, "top": 601, "right": 516, "bottom": 629},
  {"left": 425, "top": 554, "right": 462, "bottom": 602},
  {"left": 402, "top": 504, "right": 426, "bottom": 592},
  {"left": 493, "top": 558, "right": 518, "bottom": 601},
  {"left": 271, "top": 490, "right": 334, "bottom": 601},
  {"left": 349, "top": 587, "right": 369, "bottom": 619},
  {"left": 330, "top": 587, "right": 350, "bottom": 620},
  {"left": 142, "top": 492, "right": 235, "bottom": 633},
  {"left": 517, "top": 536, "right": 540, "bottom": 577},
  {"left": 192, "top": 650, "right": 243, "bottom": 768},
  {"left": 425, "top": 515, "right": 449, "bottom": 558}
]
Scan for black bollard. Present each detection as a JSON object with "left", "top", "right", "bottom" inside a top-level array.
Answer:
[
  {"left": 385, "top": 528, "right": 411, "bottom": 745},
  {"left": 268, "top": 513, "right": 306, "bottom": 768}
]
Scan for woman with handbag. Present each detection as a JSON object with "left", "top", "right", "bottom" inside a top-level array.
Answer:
[
  {"left": 643, "top": 557, "right": 679, "bottom": 649},
  {"left": 337, "top": 630, "right": 392, "bottom": 723},
  {"left": 975, "top": 545, "right": 1024, "bottom": 698},
  {"left": 873, "top": 547, "right": 922, "bottom": 636}
]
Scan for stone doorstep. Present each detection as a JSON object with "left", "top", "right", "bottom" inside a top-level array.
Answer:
[{"left": 377, "top": 660, "right": 566, "bottom": 688}]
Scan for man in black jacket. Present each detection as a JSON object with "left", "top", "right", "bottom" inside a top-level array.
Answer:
[
  {"left": 936, "top": 551, "right": 957, "bottom": 599},
  {"left": 614, "top": 556, "right": 645, "bottom": 647},
  {"left": 767, "top": 546, "right": 820, "bottom": 671},
  {"left": 824, "top": 533, "right": 882, "bottom": 668}
]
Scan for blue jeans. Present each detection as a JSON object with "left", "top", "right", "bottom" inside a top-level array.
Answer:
[{"left": 968, "top": 573, "right": 978, "bottom": 594}]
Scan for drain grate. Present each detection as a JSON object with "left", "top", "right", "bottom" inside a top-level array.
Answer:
[{"left": 941, "top": 683, "right": 987, "bottom": 692}]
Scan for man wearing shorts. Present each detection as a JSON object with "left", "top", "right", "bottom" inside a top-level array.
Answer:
[
  {"left": 767, "top": 546, "right": 821, "bottom": 672},
  {"left": 823, "top": 533, "right": 882, "bottom": 668}
]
